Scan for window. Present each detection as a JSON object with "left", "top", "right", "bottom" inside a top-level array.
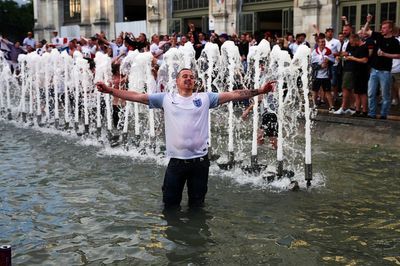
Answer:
[
  {"left": 239, "top": 13, "right": 254, "bottom": 35},
  {"left": 380, "top": 2, "right": 397, "bottom": 22},
  {"left": 243, "top": 0, "right": 269, "bottom": 3},
  {"left": 361, "top": 4, "right": 376, "bottom": 31},
  {"left": 173, "top": 0, "right": 208, "bottom": 11},
  {"left": 64, "top": 0, "right": 81, "bottom": 23},
  {"left": 341, "top": 1, "right": 399, "bottom": 33},
  {"left": 169, "top": 19, "right": 181, "bottom": 35},
  {"left": 282, "top": 8, "right": 293, "bottom": 36},
  {"left": 342, "top": 6, "right": 357, "bottom": 28}
]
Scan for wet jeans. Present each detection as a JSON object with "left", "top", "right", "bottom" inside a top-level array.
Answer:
[
  {"left": 162, "top": 155, "right": 210, "bottom": 209},
  {"left": 368, "top": 68, "right": 392, "bottom": 117}
]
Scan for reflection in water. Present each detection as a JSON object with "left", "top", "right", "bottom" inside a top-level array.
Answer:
[{"left": 162, "top": 208, "right": 213, "bottom": 265}]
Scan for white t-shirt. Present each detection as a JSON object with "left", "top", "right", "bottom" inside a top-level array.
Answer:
[
  {"left": 109, "top": 42, "right": 127, "bottom": 58},
  {"left": 311, "top": 47, "right": 335, "bottom": 79},
  {"left": 81, "top": 45, "right": 96, "bottom": 59},
  {"left": 150, "top": 42, "right": 163, "bottom": 58},
  {"left": 325, "top": 38, "right": 341, "bottom": 66},
  {"left": 51, "top": 36, "right": 63, "bottom": 48},
  {"left": 341, "top": 39, "right": 349, "bottom": 52},
  {"left": 149, "top": 92, "right": 219, "bottom": 159},
  {"left": 392, "top": 37, "right": 400, "bottom": 74},
  {"left": 23, "top": 37, "right": 36, "bottom": 48}
]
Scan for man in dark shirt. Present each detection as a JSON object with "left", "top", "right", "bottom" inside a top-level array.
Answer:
[
  {"left": 344, "top": 34, "right": 370, "bottom": 116},
  {"left": 363, "top": 15, "right": 400, "bottom": 119}
]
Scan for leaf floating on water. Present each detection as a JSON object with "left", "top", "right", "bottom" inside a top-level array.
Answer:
[
  {"left": 383, "top": 257, "right": 400, "bottom": 265},
  {"left": 146, "top": 241, "right": 163, "bottom": 249},
  {"left": 322, "top": 256, "right": 346, "bottom": 262},
  {"left": 306, "top": 228, "right": 324, "bottom": 233},
  {"left": 291, "top": 239, "right": 309, "bottom": 248}
]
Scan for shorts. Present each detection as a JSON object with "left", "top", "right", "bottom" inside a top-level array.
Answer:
[
  {"left": 353, "top": 72, "right": 369, "bottom": 94},
  {"left": 261, "top": 112, "right": 278, "bottom": 137},
  {"left": 312, "top": 78, "right": 331, "bottom": 92},
  {"left": 342, "top": 71, "right": 353, "bottom": 90}
]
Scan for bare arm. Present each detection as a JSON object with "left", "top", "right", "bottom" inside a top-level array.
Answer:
[
  {"left": 361, "top": 14, "right": 373, "bottom": 36},
  {"left": 312, "top": 24, "right": 320, "bottom": 35},
  {"left": 346, "top": 55, "right": 368, "bottom": 64},
  {"left": 96, "top": 34, "right": 110, "bottom": 46},
  {"left": 96, "top": 81, "right": 149, "bottom": 105},
  {"left": 341, "top": 16, "right": 350, "bottom": 26},
  {"left": 218, "top": 81, "right": 275, "bottom": 105},
  {"left": 378, "top": 50, "right": 400, "bottom": 59}
]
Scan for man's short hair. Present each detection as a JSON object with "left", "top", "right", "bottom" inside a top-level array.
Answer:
[
  {"left": 381, "top": 20, "right": 394, "bottom": 30},
  {"left": 349, "top": 33, "right": 360, "bottom": 40},
  {"left": 177, "top": 68, "right": 193, "bottom": 78},
  {"left": 318, "top": 33, "right": 326, "bottom": 40}
]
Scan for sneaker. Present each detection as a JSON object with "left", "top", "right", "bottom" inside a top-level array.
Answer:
[
  {"left": 328, "top": 107, "right": 335, "bottom": 113},
  {"left": 380, "top": 116, "right": 387, "bottom": 120},
  {"left": 345, "top": 109, "right": 355, "bottom": 115},
  {"left": 352, "top": 111, "right": 361, "bottom": 117},
  {"left": 367, "top": 115, "right": 376, "bottom": 119},
  {"left": 333, "top": 107, "right": 345, "bottom": 115}
]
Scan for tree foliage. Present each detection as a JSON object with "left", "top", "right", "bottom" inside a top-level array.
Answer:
[{"left": 0, "top": 0, "right": 34, "bottom": 42}]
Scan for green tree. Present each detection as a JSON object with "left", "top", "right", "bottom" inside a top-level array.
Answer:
[{"left": 0, "top": 0, "right": 34, "bottom": 42}]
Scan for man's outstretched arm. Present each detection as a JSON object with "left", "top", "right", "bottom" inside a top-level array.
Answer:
[
  {"left": 218, "top": 81, "right": 275, "bottom": 105},
  {"left": 96, "top": 82, "right": 149, "bottom": 105}
]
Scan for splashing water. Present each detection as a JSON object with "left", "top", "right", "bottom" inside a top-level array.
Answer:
[{"left": 0, "top": 43, "right": 321, "bottom": 191}]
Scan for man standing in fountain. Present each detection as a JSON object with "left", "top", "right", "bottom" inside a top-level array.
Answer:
[{"left": 96, "top": 68, "right": 274, "bottom": 209}]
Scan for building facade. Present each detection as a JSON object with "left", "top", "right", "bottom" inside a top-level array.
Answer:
[{"left": 33, "top": 0, "right": 399, "bottom": 42}]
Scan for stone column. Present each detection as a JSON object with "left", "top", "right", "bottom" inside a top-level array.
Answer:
[
  {"left": 33, "top": 0, "right": 45, "bottom": 40},
  {"left": 210, "top": 0, "right": 237, "bottom": 34},
  {"left": 52, "top": 0, "right": 63, "bottom": 33},
  {"left": 80, "top": 0, "right": 92, "bottom": 36},
  {"left": 147, "top": 0, "right": 162, "bottom": 36},
  {"left": 295, "top": 0, "right": 321, "bottom": 43},
  {"left": 92, "top": 0, "right": 110, "bottom": 37}
]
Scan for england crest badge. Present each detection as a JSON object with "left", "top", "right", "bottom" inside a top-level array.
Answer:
[{"left": 193, "top": 98, "right": 202, "bottom": 107}]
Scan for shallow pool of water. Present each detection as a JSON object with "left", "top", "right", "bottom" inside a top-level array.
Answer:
[{"left": 1, "top": 121, "right": 399, "bottom": 265}]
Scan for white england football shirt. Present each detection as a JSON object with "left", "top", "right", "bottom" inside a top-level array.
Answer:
[{"left": 149, "top": 92, "right": 219, "bottom": 159}]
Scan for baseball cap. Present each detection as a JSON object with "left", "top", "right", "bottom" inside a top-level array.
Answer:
[{"left": 325, "top": 26, "right": 334, "bottom": 32}]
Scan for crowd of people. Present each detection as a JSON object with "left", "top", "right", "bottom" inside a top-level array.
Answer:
[
  {"left": 310, "top": 15, "right": 400, "bottom": 119},
  {"left": 1, "top": 16, "right": 399, "bottom": 119}
]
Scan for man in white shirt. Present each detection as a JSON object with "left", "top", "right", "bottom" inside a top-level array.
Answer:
[
  {"left": 325, "top": 27, "right": 341, "bottom": 99},
  {"left": 150, "top": 34, "right": 164, "bottom": 66},
  {"left": 50, "top": 30, "right": 63, "bottom": 50},
  {"left": 311, "top": 35, "right": 336, "bottom": 112},
  {"left": 23, "top": 31, "right": 36, "bottom": 50},
  {"left": 95, "top": 68, "right": 275, "bottom": 209},
  {"left": 97, "top": 34, "right": 127, "bottom": 59}
]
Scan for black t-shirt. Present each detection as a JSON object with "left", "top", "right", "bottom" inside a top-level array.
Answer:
[
  {"left": 352, "top": 44, "right": 369, "bottom": 76},
  {"left": 238, "top": 41, "right": 249, "bottom": 58},
  {"left": 343, "top": 44, "right": 358, "bottom": 72},
  {"left": 370, "top": 32, "right": 400, "bottom": 71}
]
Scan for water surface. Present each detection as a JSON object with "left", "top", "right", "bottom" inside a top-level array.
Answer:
[{"left": 1, "top": 121, "right": 399, "bottom": 265}]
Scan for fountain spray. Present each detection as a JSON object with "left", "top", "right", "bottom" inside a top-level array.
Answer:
[
  {"left": 293, "top": 45, "right": 313, "bottom": 186},
  {"left": 197, "top": 42, "right": 220, "bottom": 159},
  {"left": 18, "top": 54, "right": 28, "bottom": 122}
]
